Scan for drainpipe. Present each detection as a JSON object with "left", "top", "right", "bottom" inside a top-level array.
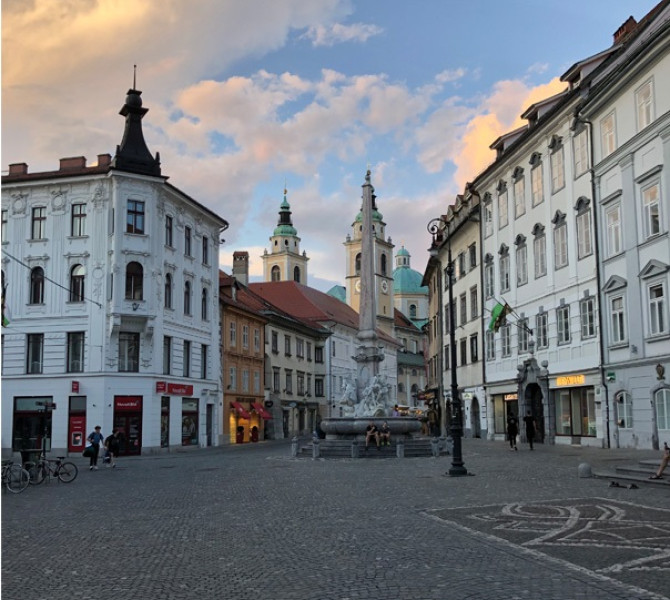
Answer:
[{"left": 572, "top": 109, "right": 611, "bottom": 449}]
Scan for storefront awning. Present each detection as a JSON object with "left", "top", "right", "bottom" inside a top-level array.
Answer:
[
  {"left": 231, "top": 401, "right": 251, "bottom": 419},
  {"left": 252, "top": 402, "right": 273, "bottom": 419}
]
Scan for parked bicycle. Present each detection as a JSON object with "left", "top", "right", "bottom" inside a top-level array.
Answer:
[
  {"left": 25, "top": 455, "right": 78, "bottom": 485},
  {"left": 2, "top": 460, "right": 30, "bottom": 493}
]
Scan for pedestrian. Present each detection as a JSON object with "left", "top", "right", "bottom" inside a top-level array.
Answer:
[
  {"left": 523, "top": 410, "right": 536, "bottom": 451},
  {"left": 104, "top": 429, "right": 121, "bottom": 469},
  {"left": 392, "top": 404, "right": 400, "bottom": 417},
  {"left": 379, "top": 421, "right": 391, "bottom": 446},
  {"left": 506, "top": 415, "right": 518, "bottom": 451},
  {"left": 365, "top": 421, "right": 380, "bottom": 450},
  {"left": 649, "top": 441, "right": 669, "bottom": 479},
  {"left": 87, "top": 426, "right": 104, "bottom": 470}
]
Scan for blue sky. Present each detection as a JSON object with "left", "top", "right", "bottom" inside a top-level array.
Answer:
[{"left": 2, "top": 0, "right": 659, "bottom": 291}]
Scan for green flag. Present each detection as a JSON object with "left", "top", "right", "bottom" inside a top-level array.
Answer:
[{"left": 488, "top": 302, "right": 511, "bottom": 332}]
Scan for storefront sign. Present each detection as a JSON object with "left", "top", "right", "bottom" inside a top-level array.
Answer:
[
  {"left": 156, "top": 381, "right": 167, "bottom": 393},
  {"left": 503, "top": 393, "right": 518, "bottom": 401},
  {"left": 71, "top": 381, "right": 79, "bottom": 393},
  {"left": 556, "top": 374, "right": 586, "bottom": 386},
  {"left": 155, "top": 382, "right": 194, "bottom": 396},
  {"left": 115, "top": 397, "right": 142, "bottom": 411}
]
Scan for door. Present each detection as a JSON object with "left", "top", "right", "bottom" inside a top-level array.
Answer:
[
  {"left": 526, "top": 383, "right": 545, "bottom": 443},
  {"left": 471, "top": 398, "right": 481, "bottom": 438},
  {"left": 206, "top": 404, "right": 213, "bottom": 447},
  {"left": 114, "top": 415, "right": 142, "bottom": 456}
]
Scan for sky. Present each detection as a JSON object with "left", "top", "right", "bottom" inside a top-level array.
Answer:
[{"left": 2, "top": 0, "right": 660, "bottom": 292}]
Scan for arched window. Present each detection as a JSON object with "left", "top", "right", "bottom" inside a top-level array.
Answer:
[
  {"left": 616, "top": 391, "right": 633, "bottom": 429},
  {"left": 30, "top": 267, "right": 45, "bottom": 304},
  {"left": 411, "top": 384, "right": 419, "bottom": 395},
  {"left": 656, "top": 388, "right": 670, "bottom": 430},
  {"left": 409, "top": 304, "right": 417, "bottom": 318},
  {"left": 398, "top": 383, "right": 405, "bottom": 393},
  {"left": 184, "top": 281, "right": 191, "bottom": 315},
  {"left": 201, "top": 288, "right": 208, "bottom": 320},
  {"left": 271, "top": 265, "right": 281, "bottom": 281},
  {"left": 355, "top": 253, "right": 361, "bottom": 276},
  {"left": 293, "top": 266, "right": 301, "bottom": 283},
  {"left": 381, "top": 253, "right": 387, "bottom": 276},
  {"left": 164, "top": 274, "right": 173, "bottom": 309},
  {"left": 125, "top": 262, "right": 143, "bottom": 300},
  {"left": 69, "top": 264, "right": 85, "bottom": 302}
]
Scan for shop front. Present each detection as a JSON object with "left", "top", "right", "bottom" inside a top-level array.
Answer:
[
  {"left": 113, "top": 396, "right": 142, "bottom": 456},
  {"left": 12, "top": 396, "right": 54, "bottom": 453},
  {"left": 551, "top": 373, "right": 599, "bottom": 445},
  {"left": 490, "top": 390, "right": 519, "bottom": 440}
]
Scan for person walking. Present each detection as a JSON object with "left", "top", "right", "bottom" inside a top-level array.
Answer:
[
  {"left": 649, "top": 441, "right": 669, "bottom": 479},
  {"left": 506, "top": 415, "right": 518, "bottom": 451},
  {"left": 104, "top": 429, "right": 121, "bottom": 469},
  {"left": 87, "top": 426, "right": 104, "bottom": 470},
  {"left": 523, "top": 411, "right": 536, "bottom": 451}
]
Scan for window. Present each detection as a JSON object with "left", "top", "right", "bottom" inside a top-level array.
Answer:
[
  {"left": 553, "top": 217, "right": 568, "bottom": 270},
  {"left": 642, "top": 183, "right": 661, "bottom": 239},
  {"left": 315, "top": 378, "right": 324, "bottom": 397},
  {"left": 202, "top": 236, "right": 209, "bottom": 265},
  {"left": 184, "top": 226, "right": 192, "bottom": 257},
  {"left": 165, "top": 215, "right": 173, "bottom": 247},
  {"left": 457, "top": 252, "right": 466, "bottom": 279},
  {"left": 484, "top": 258, "right": 494, "bottom": 299},
  {"left": 126, "top": 200, "right": 145, "bottom": 234},
  {"left": 27, "top": 333, "right": 44, "bottom": 374},
  {"left": 297, "top": 371, "right": 305, "bottom": 396},
  {"left": 536, "top": 312, "right": 548, "bottom": 348},
  {"left": 272, "top": 368, "right": 280, "bottom": 393},
  {"left": 253, "top": 371, "right": 260, "bottom": 393},
  {"left": 470, "top": 286, "right": 478, "bottom": 319},
  {"left": 459, "top": 338, "right": 467, "bottom": 366},
  {"left": 285, "top": 370, "right": 293, "bottom": 394},
  {"left": 499, "top": 252, "right": 510, "bottom": 293},
  {"left": 470, "top": 333, "right": 478, "bottom": 363},
  {"left": 484, "top": 199, "right": 493, "bottom": 237},
  {"left": 242, "top": 369, "right": 249, "bottom": 393},
  {"left": 125, "top": 262, "right": 143, "bottom": 300},
  {"left": 518, "top": 319, "right": 529, "bottom": 353},
  {"left": 201, "top": 344, "right": 208, "bottom": 379},
  {"left": 498, "top": 189, "right": 508, "bottom": 229},
  {"left": 118, "top": 332, "right": 139, "bottom": 372},
  {"left": 533, "top": 232, "right": 547, "bottom": 278},
  {"left": 531, "top": 163, "right": 544, "bottom": 207},
  {"left": 616, "top": 392, "right": 633, "bottom": 429},
  {"left": 315, "top": 347, "right": 324, "bottom": 363},
  {"left": 306, "top": 341, "right": 312, "bottom": 360},
  {"left": 576, "top": 203, "right": 593, "bottom": 259},
  {"left": 636, "top": 80, "right": 653, "bottom": 131},
  {"left": 2, "top": 209, "right": 7, "bottom": 242},
  {"left": 271, "top": 331, "right": 278, "bottom": 353},
  {"left": 71, "top": 204, "right": 86, "bottom": 237},
  {"left": 229, "top": 366, "right": 237, "bottom": 391},
  {"left": 355, "top": 253, "right": 361, "bottom": 275},
  {"left": 514, "top": 176, "right": 525, "bottom": 218},
  {"left": 164, "top": 274, "right": 173, "bottom": 309},
  {"left": 183, "top": 340, "right": 191, "bottom": 377},
  {"left": 573, "top": 129, "right": 589, "bottom": 177},
  {"left": 30, "top": 266, "right": 45, "bottom": 304},
  {"left": 285, "top": 335, "right": 291, "bottom": 356},
  {"left": 271, "top": 265, "right": 280, "bottom": 281},
  {"left": 550, "top": 143, "right": 565, "bottom": 193},
  {"left": 31, "top": 207, "right": 46, "bottom": 240},
  {"left": 163, "top": 336, "right": 171, "bottom": 375},
  {"left": 296, "top": 338, "right": 304, "bottom": 358},
  {"left": 580, "top": 297, "right": 596, "bottom": 338},
  {"left": 293, "top": 266, "right": 301, "bottom": 283},
  {"left": 229, "top": 322, "right": 237, "bottom": 346},
  {"left": 655, "top": 389, "right": 670, "bottom": 431},
  {"left": 469, "top": 243, "right": 477, "bottom": 269},
  {"left": 557, "top": 305, "right": 571, "bottom": 344},
  {"left": 485, "top": 330, "right": 495, "bottom": 361},
  {"left": 67, "top": 332, "right": 84, "bottom": 373},
  {"left": 242, "top": 325, "right": 249, "bottom": 349},
  {"left": 69, "top": 264, "right": 85, "bottom": 302},
  {"left": 183, "top": 281, "right": 191, "bottom": 315},
  {"left": 648, "top": 283, "right": 667, "bottom": 336},
  {"left": 459, "top": 294, "right": 467, "bottom": 326},
  {"left": 516, "top": 243, "right": 528, "bottom": 287},
  {"left": 254, "top": 329, "right": 261, "bottom": 353},
  {"left": 201, "top": 288, "right": 208, "bottom": 320},
  {"left": 444, "top": 344, "right": 449, "bottom": 370},
  {"left": 610, "top": 296, "right": 626, "bottom": 344},
  {"left": 601, "top": 112, "right": 616, "bottom": 157},
  {"left": 409, "top": 304, "right": 417, "bottom": 319},
  {"left": 381, "top": 253, "right": 387, "bottom": 276},
  {"left": 606, "top": 204, "right": 622, "bottom": 257},
  {"left": 501, "top": 325, "right": 511, "bottom": 357}
]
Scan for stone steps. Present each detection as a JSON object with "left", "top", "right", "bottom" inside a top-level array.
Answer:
[
  {"left": 296, "top": 437, "right": 449, "bottom": 459},
  {"left": 592, "top": 459, "right": 670, "bottom": 487}
]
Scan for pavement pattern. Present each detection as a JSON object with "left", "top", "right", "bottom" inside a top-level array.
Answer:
[{"left": 2, "top": 439, "right": 669, "bottom": 600}]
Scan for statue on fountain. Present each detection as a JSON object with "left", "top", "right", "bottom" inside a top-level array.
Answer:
[{"left": 354, "top": 374, "right": 389, "bottom": 417}]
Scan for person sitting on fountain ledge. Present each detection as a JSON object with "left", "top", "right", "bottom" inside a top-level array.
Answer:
[
  {"left": 379, "top": 422, "right": 391, "bottom": 446},
  {"left": 365, "top": 421, "right": 380, "bottom": 450}
]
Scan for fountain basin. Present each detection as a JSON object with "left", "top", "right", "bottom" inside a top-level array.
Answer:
[{"left": 320, "top": 416, "right": 422, "bottom": 439}]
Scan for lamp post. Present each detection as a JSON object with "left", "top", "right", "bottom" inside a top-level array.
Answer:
[{"left": 428, "top": 218, "right": 467, "bottom": 477}]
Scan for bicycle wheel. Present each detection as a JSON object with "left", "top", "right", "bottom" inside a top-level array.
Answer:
[
  {"left": 25, "top": 461, "right": 46, "bottom": 485},
  {"left": 6, "top": 463, "right": 29, "bottom": 493},
  {"left": 57, "top": 461, "right": 78, "bottom": 483}
]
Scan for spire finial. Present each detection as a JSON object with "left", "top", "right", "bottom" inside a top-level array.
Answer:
[{"left": 133, "top": 64, "right": 137, "bottom": 89}]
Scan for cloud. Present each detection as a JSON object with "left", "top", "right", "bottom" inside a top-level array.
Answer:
[{"left": 303, "top": 22, "right": 383, "bottom": 46}]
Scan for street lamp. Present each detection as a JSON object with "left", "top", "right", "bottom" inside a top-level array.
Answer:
[{"left": 427, "top": 217, "right": 468, "bottom": 477}]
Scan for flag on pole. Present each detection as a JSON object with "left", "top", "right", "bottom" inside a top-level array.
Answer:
[
  {"left": 488, "top": 302, "right": 512, "bottom": 332},
  {"left": 1, "top": 286, "right": 9, "bottom": 327}
]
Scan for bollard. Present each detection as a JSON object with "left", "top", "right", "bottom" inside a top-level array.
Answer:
[
  {"left": 312, "top": 439, "right": 320, "bottom": 459},
  {"left": 396, "top": 439, "right": 405, "bottom": 458},
  {"left": 578, "top": 462, "right": 592, "bottom": 478},
  {"left": 291, "top": 436, "right": 299, "bottom": 457},
  {"left": 351, "top": 440, "right": 360, "bottom": 459},
  {"left": 439, "top": 436, "right": 448, "bottom": 455},
  {"left": 430, "top": 437, "right": 440, "bottom": 457}
]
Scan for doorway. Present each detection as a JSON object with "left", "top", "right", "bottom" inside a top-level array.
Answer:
[
  {"left": 525, "top": 383, "right": 545, "bottom": 443},
  {"left": 113, "top": 396, "right": 143, "bottom": 455},
  {"left": 470, "top": 397, "right": 481, "bottom": 438}
]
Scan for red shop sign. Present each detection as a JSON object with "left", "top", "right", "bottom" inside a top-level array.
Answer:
[
  {"left": 156, "top": 381, "right": 167, "bottom": 393},
  {"left": 167, "top": 383, "right": 194, "bottom": 396},
  {"left": 114, "top": 397, "right": 142, "bottom": 411}
]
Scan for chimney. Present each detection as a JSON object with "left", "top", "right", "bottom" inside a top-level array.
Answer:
[
  {"left": 8, "top": 163, "right": 28, "bottom": 176},
  {"left": 59, "top": 156, "right": 86, "bottom": 171},
  {"left": 97, "top": 154, "right": 112, "bottom": 167},
  {"left": 232, "top": 251, "right": 249, "bottom": 286},
  {"left": 613, "top": 16, "right": 637, "bottom": 45}
]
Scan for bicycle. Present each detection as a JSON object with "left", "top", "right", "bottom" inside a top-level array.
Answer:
[
  {"left": 1, "top": 460, "right": 30, "bottom": 493},
  {"left": 25, "top": 455, "right": 78, "bottom": 485}
]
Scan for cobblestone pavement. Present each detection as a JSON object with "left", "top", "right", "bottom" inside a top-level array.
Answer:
[{"left": 2, "top": 439, "right": 669, "bottom": 600}]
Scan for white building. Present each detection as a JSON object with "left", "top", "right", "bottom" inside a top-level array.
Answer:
[{"left": 1, "top": 86, "right": 228, "bottom": 457}]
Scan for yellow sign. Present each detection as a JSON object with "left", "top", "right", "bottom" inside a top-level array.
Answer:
[
  {"left": 556, "top": 374, "right": 585, "bottom": 386},
  {"left": 504, "top": 393, "right": 518, "bottom": 401}
]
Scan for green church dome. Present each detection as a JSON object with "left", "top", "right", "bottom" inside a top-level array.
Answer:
[{"left": 392, "top": 265, "right": 428, "bottom": 294}]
